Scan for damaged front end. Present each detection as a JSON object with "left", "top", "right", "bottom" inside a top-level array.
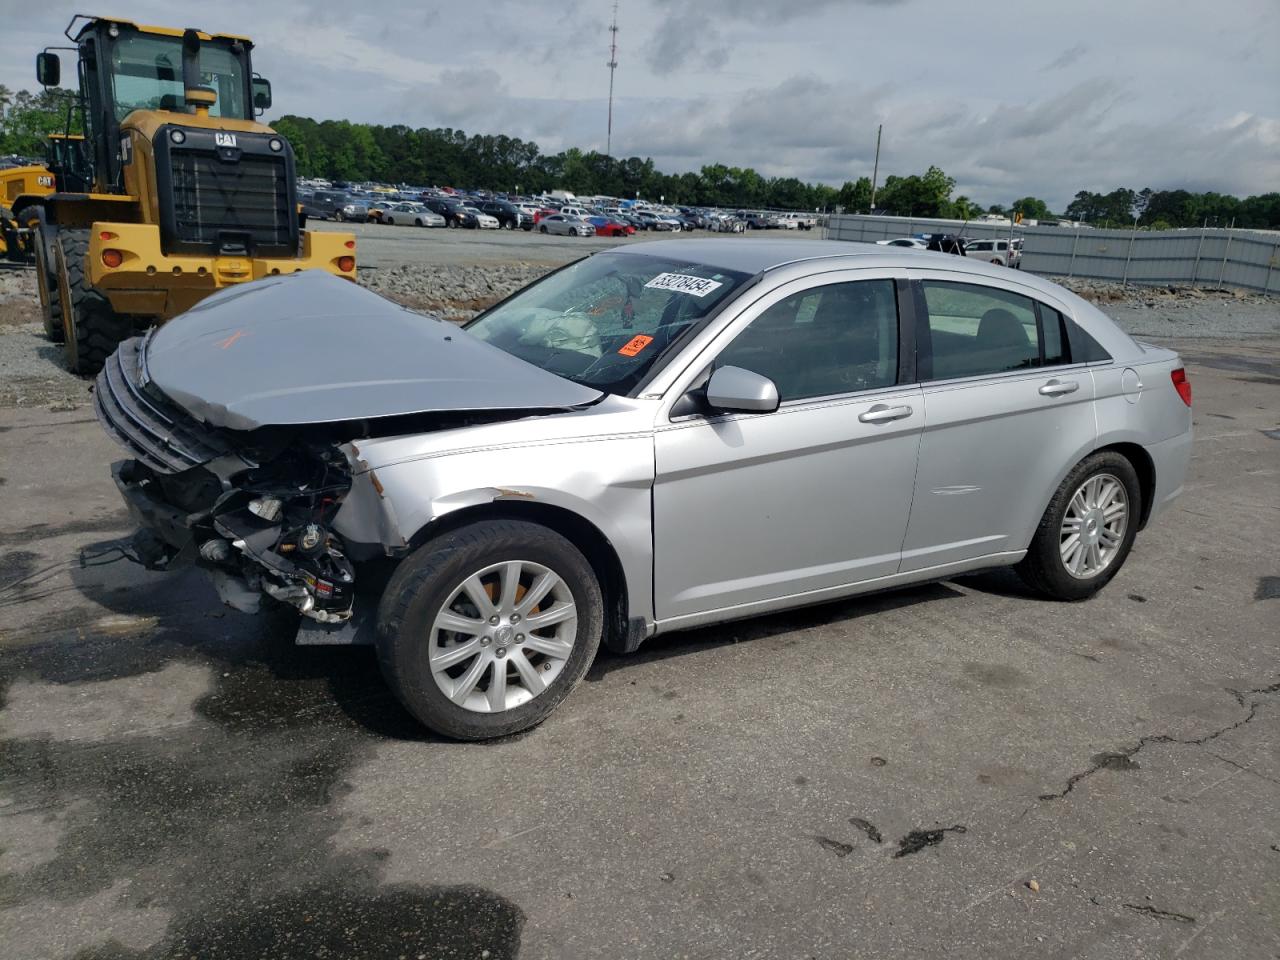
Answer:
[
  {"left": 92, "top": 270, "right": 605, "bottom": 629},
  {"left": 99, "top": 339, "right": 360, "bottom": 623}
]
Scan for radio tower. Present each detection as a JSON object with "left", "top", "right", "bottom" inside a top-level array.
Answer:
[{"left": 606, "top": 1, "right": 619, "bottom": 157}]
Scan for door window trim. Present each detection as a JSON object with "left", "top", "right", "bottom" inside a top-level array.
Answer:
[
  {"left": 656, "top": 267, "right": 912, "bottom": 421},
  {"left": 911, "top": 277, "right": 1094, "bottom": 385}
]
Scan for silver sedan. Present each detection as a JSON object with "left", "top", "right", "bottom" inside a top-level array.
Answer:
[
  {"left": 94, "top": 240, "right": 1192, "bottom": 739},
  {"left": 382, "top": 202, "right": 446, "bottom": 228},
  {"left": 538, "top": 213, "right": 595, "bottom": 236}
]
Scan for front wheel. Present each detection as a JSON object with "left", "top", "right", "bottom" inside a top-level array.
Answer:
[
  {"left": 377, "top": 519, "right": 604, "bottom": 740},
  {"left": 1016, "top": 452, "right": 1141, "bottom": 601},
  {"left": 539, "top": 225, "right": 548, "bottom": 234}
]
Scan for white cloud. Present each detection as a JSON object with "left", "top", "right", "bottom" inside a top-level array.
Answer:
[{"left": 1, "top": 0, "right": 1276, "bottom": 209}]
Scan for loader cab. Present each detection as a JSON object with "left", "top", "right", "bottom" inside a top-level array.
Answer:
[
  {"left": 45, "top": 135, "right": 92, "bottom": 193},
  {"left": 38, "top": 17, "right": 261, "bottom": 193}
]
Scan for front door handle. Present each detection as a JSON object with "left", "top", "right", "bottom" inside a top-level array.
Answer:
[
  {"left": 1039, "top": 379, "right": 1080, "bottom": 397},
  {"left": 859, "top": 403, "right": 914, "bottom": 424}
]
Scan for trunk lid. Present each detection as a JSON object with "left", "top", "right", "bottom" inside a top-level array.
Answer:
[{"left": 143, "top": 270, "right": 602, "bottom": 431}]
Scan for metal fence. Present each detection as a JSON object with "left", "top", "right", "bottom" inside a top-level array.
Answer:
[{"left": 826, "top": 214, "right": 1280, "bottom": 295}]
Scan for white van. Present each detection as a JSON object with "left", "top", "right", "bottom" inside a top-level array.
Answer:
[{"left": 965, "top": 238, "right": 1023, "bottom": 267}]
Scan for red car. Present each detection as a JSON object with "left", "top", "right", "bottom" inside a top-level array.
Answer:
[{"left": 590, "top": 217, "right": 636, "bottom": 237}]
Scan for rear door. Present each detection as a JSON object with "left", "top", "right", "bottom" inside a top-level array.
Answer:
[
  {"left": 899, "top": 273, "right": 1097, "bottom": 571},
  {"left": 653, "top": 272, "right": 924, "bottom": 621}
]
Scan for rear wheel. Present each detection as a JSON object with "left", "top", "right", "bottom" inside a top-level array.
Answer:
[
  {"left": 1016, "top": 452, "right": 1141, "bottom": 600},
  {"left": 377, "top": 519, "right": 603, "bottom": 740},
  {"left": 54, "top": 229, "right": 132, "bottom": 375},
  {"left": 33, "top": 226, "right": 64, "bottom": 343}
]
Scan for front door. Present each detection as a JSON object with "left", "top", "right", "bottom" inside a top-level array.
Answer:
[{"left": 653, "top": 274, "right": 923, "bottom": 623}]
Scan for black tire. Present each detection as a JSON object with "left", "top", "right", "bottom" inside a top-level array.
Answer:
[
  {"left": 376, "top": 519, "right": 604, "bottom": 740},
  {"left": 54, "top": 230, "right": 132, "bottom": 376},
  {"left": 1016, "top": 451, "right": 1142, "bottom": 601},
  {"left": 34, "top": 227, "right": 64, "bottom": 343},
  {"left": 539, "top": 225, "right": 548, "bottom": 234}
]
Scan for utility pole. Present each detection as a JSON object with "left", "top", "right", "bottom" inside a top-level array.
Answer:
[
  {"left": 869, "top": 123, "right": 882, "bottom": 213},
  {"left": 606, "top": 2, "right": 619, "bottom": 158}
]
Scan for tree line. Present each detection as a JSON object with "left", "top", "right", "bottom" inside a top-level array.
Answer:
[{"left": 2, "top": 86, "right": 1276, "bottom": 227}]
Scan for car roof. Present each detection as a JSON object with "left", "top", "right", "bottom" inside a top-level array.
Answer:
[{"left": 601, "top": 238, "right": 1078, "bottom": 302}]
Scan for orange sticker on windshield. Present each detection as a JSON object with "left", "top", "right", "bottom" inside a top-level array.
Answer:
[{"left": 618, "top": 335, "right": 654, "bottom": 357}]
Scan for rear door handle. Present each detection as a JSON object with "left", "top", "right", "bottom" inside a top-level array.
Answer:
[
  {"left": 859, "top": 403, "right": 914, "bottom": 423},
  {"left": 1038, "top": 379, "right": 1080, "bottom": 397}
]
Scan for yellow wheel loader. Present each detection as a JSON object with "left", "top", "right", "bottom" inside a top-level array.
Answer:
[{"left": 32, "top": 16, "right": 357, "bottom": 374}]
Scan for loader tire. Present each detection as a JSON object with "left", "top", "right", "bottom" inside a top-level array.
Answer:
[
  {"left": 34, "top": 227, "right": 64, "bottom": 342},
  {"left": 54, "top": 229, "right": 132, "bottom": 375}
]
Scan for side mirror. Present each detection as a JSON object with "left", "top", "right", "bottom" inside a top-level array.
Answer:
[
  {"left": 36, "top": 52, "right": 60, "bottom": 88},
  {"left": 705, "top": 365, "right": 780, "bottom": 414},
  {"left": 252, "top": 77, "right": 273, "bottom": 112}
]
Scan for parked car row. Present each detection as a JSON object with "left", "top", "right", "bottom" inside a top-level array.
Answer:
[
  {"left": 298, "top": 183, "right": 826, "bottom": 241},
  {"left": 874, "top": 235, "right": 1024, "bottom": 267}
]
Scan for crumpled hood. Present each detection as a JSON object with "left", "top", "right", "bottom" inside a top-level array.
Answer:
[{"left": 143, "top": 270, "right": 602, "bottom": 430}]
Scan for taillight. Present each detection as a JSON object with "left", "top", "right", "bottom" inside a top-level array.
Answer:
[
  {"left": 101, "top": 249, "right": 123, "bottom": 268},
  {"left": 1171, "top": 368, "right": 1191, "bottom": 406},
  {"left": 337, "top": 256, "right": 355, "bottom": 272}
]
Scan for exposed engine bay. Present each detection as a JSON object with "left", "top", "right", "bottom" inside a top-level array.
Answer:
[{"left": 118, "top": 440, "right": 359, "bottom": 622}]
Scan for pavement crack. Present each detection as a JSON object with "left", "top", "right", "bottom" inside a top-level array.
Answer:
[
  {"left": 1036, "top": 681, "right": 1279, "bottom": 803},
  {"left": 1124, "top": 903, "right": 1196, "bottom": 924}
]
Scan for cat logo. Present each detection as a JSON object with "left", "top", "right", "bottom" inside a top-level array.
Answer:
[
  {"left": 214, "top": 132, "right": 238, "bottom": 148},
  {"left": 37, "top": 175, "right": 54, "bottom": 187}
]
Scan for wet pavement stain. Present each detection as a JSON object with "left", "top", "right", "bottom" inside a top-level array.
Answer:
[
  {"left": 962, "top": 662, "right": 1027, "bottom": 688},
  {"left": 1127, "top": 594, "right": 1148, "bottom": 603},
  {"left": 0, "top": 570, "right": 522, "bottom": 958},
  {"left": 1255, "top": 576, "right": 1280, "bottom": 600},
  {"left": 74, "top": 885, "right": 525, "bottom": 959},
  {"left": 0, "top": 513, "right": 132, "bottom": 548},
  {"left": 810, "top": 836, "right": 855, "bottom": 858},
  {"left": 893, "top": 824, "right": 966, "bottom": 858},
  {"left": 1091, "top": 752, "right": 1141, "bottom": 772},
  {"left": 848, "top": 817, "right": 883, "bottom": 844}
]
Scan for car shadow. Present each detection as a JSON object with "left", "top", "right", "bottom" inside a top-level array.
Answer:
[
  {"left": 586, "top": 580, "right": 964, "bottom": 682},
  {"left": 54, "top": 540, "right": 433, "bottom": 742}
]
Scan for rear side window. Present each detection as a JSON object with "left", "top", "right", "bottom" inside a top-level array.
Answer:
[
  {"left": 1039, "top": 305, "right": 1069, "bottom": 365},
  {"left": 714, "top": 279, "right": 900, "bottom": 401},
  {"left": 920, "top": 281, "right": 1040, "bottom": 379},
  {"left": 1060, "top": 310, "right": 1112, "bottom": 362}
]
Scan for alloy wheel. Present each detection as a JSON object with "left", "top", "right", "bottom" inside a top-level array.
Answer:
[
  {"left": 1059, "top": 473, "right": 1128, "bottom": 579},
  {"left": 429, "top": 560, "right": 578, "bottom": 713}
]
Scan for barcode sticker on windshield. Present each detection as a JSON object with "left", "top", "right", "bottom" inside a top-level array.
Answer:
[{"left": 644, "top": 273, "right": 724, "bottom": 297}]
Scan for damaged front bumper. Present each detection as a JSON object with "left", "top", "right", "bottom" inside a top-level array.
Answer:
[{"left": 111, "top": 459, "right": 358, "bottom": 624}]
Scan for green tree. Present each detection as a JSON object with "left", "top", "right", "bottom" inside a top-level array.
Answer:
[{"left": 1011, "top": 196, "right": 1051, "bottom": 221}]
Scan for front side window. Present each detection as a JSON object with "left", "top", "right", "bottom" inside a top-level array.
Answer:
[
  {"left": 921, "top": 281, "right": 1064, "bottom": 379},
  {"left": 713, "top": 279, "right": 900, "bottom": 402},
  {"left": 109, "top": 32, "right": 247, "bottom": 120},
  {"left": 467, "top": 253, "right": 750, "bottom": 395}
]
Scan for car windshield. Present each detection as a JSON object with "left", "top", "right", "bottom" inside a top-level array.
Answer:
[{"left": 466, "top": 252, "right": 752, "bottom": 395}]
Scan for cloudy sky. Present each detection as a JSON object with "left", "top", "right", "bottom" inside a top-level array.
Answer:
[{"left": 3, "top": 0, "right": 1277, "bottom": 209}]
